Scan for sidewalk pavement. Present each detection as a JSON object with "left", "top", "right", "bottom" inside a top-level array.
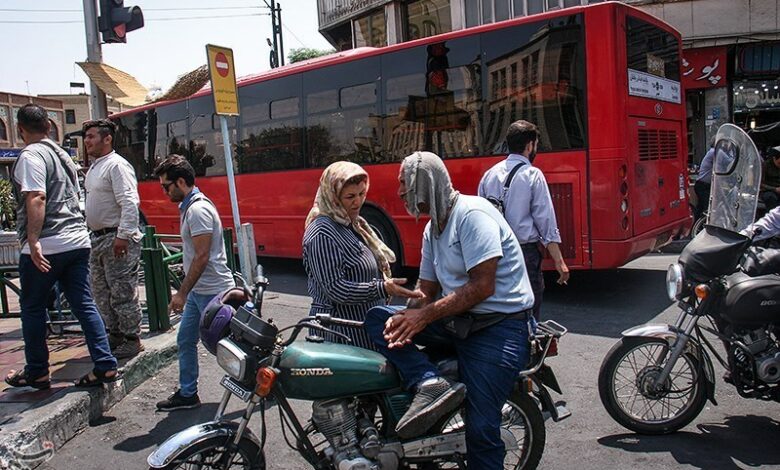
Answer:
[{"left": 0, "top": 288, "right": 181, "bottom": 470}]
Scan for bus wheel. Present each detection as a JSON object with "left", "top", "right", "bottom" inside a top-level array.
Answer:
[{"left": 360, "top": 207, "right": 403, "bottom": 276}]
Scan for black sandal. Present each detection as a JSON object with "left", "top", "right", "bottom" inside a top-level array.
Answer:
[
  {"left": 74, "top": 369, "right": 121, "bottom": 388},
  {"left": 5, "top": 369, "right": 51, "bottom": 390}
]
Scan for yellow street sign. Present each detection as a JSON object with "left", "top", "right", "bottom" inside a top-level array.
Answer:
[{"left": 206, "top": 44, "right": 239, "bottom": 115}]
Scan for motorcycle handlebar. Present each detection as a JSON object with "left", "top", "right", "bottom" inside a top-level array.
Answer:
[{"left": 314, "top": 314, "right": 364, "bottom": 328}]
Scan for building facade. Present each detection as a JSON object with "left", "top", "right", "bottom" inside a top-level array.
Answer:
[
  {"left": 38, "top": 94, "right": 125, "bottom": 161},
  {"left": 0, "top": 92, "right": 64, "bottom": 153},
  {"left": 317, "top": 0, "right": 780, "bottom": 166}
]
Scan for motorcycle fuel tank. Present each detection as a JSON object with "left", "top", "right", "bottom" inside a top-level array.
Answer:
[
  {"left": 718, "top": 272, "right": 780, "bottom": 326},
  {"left": 277, "top": 341, "right": 400, "bottom": 400}
]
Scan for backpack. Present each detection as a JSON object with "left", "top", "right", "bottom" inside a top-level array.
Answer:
[{"left": 486, "top": 162, "right": 526, "bottom": 215}]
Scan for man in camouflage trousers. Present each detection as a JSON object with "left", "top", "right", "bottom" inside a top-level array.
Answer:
[{"left": 83, "top": 119, "right": 144, "bottom": 359}]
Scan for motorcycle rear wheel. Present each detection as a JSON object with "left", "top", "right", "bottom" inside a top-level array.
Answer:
[
  {"left": 432, "top": 391, "right": 545, "bottom": 469},
  {"left": 598, "top": 338, "right": 708, "bottom": 435},
  {"left": 151, "top": 436, "right": 265, "bottom": 470}
]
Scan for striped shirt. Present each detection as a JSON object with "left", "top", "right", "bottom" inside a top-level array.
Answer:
[{"left": 302, "top": 216, "right": 388, "bottom": 350}]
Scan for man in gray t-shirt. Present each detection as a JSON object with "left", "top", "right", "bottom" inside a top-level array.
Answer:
[{"left": 152, "top": 155, "right": 234, "bottom": 411}]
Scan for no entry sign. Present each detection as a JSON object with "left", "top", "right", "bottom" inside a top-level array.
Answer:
[{"left": 206, "top": 44, "right": 239, "bottom": 115}]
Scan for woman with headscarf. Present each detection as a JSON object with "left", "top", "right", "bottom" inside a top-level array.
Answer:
[{"left": 303, "top": 161, "right": 422, "bottom": 349}]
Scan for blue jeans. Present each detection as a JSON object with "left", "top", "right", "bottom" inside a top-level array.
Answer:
[
  {"left": 178, "top": 291, "right": 217, "bottom": 398},
  {"left": 19, "top": 249, "right": 117, "bottom": 376},
  {"left": 365, "top": 306, "right": 532, "bottom": 470}
]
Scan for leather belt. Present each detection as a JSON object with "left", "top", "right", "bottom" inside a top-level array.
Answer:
[{"left": 91, "top": 227, "right": 118, "bottom": 237}]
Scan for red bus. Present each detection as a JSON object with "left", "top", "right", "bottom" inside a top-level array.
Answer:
[{"left": 111, "top": 1, "right": 690, "bottom": 271}]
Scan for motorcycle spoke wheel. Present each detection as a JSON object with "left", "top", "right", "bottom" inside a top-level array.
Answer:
[
  {"left": 433, "top": 393, "right": 544, "bottom": 470},
  {"left": 156, "top": 436, "right": 263, "bottom": 470},
  {"left": 602, "top": 338, "right": 707, "bottom": 433}
]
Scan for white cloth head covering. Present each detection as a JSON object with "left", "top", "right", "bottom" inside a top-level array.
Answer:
[{"left": 400, "top": 151, "right": 459, "bottom": 237}]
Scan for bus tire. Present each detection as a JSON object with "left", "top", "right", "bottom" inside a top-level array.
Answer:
[{"left": 360, "top": 207, "right": 403, "bottom": 276}]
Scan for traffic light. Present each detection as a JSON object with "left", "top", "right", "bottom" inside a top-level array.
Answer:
[
  {"left": 98, "top": 0, "right": 144, "bottom": 44},
  {"left": 425, "top": 43, "right": 450, "bottom": 96}
]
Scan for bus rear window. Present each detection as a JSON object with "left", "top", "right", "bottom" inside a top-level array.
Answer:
[{"left": 626, "top": 17, "right": 680, "bottom": 82}]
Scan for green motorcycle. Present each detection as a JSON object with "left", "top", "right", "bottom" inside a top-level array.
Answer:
[{"left": 148, "top": 267, "right": 570, "bottom": 469}]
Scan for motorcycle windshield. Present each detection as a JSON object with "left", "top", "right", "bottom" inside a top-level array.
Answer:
[{"left": 707, "top": 124, "right": 762, "bottom": 233}]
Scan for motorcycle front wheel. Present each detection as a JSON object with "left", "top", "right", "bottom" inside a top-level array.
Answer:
[
  {"left": 151, "top": 436, "right": 265, "bottom": 470},
  {"left": 434, "top": 391, "right": 545, "bottom": 469},
  {"left": 598, "top": 338, "right": 708, "bottom": 435}
]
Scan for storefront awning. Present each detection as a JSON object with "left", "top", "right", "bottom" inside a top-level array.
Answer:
[{"left": 76, "top": 62, "right": 149, "bottom": 107}]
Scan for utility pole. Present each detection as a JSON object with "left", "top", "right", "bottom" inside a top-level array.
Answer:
[
  {"left": 265, "top": 0, "right": 285, "bottom": 68},
  {"left": 83, "top": 0, "right": 108, "bottom": 119}
]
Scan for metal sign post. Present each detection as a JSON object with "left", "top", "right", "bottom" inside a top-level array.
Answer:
[{"left": 206, "top": 44, "right": 254, "bottom": 284}]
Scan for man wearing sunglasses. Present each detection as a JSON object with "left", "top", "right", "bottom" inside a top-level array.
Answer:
[{"left": 153, "top": 154, "right": 235, "bottom": 411}]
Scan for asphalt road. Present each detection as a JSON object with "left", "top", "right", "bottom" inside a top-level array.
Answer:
[{"left": 41, "top": 254, "right": 780, "bottom": 470}]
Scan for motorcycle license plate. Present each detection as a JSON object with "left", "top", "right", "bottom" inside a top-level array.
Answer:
[{"left": 220, "top": 375, "right": 252, "bottom": 402}]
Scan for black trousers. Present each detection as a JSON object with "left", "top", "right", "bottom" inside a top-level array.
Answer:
[
  {"left": 520, "top": 243, "right": 544, "bottom": 321},
  {"left": 693, "top": 180, "right": 711, "bottom": 221}
]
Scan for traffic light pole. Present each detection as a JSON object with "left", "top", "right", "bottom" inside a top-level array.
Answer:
[{"left": 83, "top": 0, "right": 108, "bottom": 119}]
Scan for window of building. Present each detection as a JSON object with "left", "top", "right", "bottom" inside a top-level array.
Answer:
[
  {"left": 405, "top": 0, "right": 452, "bottom": 41},
  {"left": 527, "top": 0, "right": 544, "bottom": 15},
  {"left": 0, "top": 119, "right": 6, "bottom": 141},
  {"left": 65, "top": 109, "right": 76, "bottom": 124},
  {"left": 353, "top": 9, "right": 386, "bottom": 48},
  {"left": 48, "top": 120, "right": 59, "bottom": 141}
]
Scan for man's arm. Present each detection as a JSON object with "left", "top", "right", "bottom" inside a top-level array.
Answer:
[
  {"left": 406, "top": 278, "right": 440, "bottom": 309},
  {"left": 110, "top": 163, "right": 140, "bottom": 257},
  {"left": 168, "top": 233, "right": 210, "bottom": 313},
  {"left": 25, "top": 191, "right": 51, "bottom": 272},
  {"left": 385, "top": 257, "right": 499, "bottom": 347},
  {"left": 544, "top": 242, "right": 570, "bottom": 285}
]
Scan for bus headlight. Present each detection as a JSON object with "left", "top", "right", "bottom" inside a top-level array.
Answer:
[
  {"left": 216, "top": 338, "right": 247, "bottom": 381},
  {"left": 666, "top": 264, "right": 684, "bottom": 301}
]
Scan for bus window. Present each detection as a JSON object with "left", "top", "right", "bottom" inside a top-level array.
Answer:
[
  {"left": 481, "top": 15, "right": 586, "bottom": 153},
  {"left": 188, "top": 96, "right": 229, "bottom": 177},
  {"left": 304, "top": 58, "right": 382, "bottom": 167},
  {"left": 238, "top": 76, "right": 304, "bottom": 173},
  {"left": 626, "top": 16, "right": 680, "bottom": 82},
  {"left": 113, "top": 111, "right": 150, "bottom": 180},
  {"left": 381, "top": 36, "right": 482, "bottom": 161}
]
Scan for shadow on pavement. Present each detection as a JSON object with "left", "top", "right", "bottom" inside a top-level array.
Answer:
[
  {"left": 598, "top": 415, "right": 780, "bottom": 469},
  {"left": 111, "top": 403, "right": 244, "bottom": 454},
  {"left": 542, "top": 268, "right": 672, "bottom": 338}
]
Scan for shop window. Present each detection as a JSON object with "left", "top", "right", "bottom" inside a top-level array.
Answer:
[
  {"left": 65, "top": 109, "right": 76, "bottom": 124},
  {"left": 0, "top": 119, "right": 6, "bottom": 141},
  {"left": 405, "top": 0, "right": 452, "bottom": 41},
  {"left": 354, "top": 9, "right": 386, "bottom": 48}
]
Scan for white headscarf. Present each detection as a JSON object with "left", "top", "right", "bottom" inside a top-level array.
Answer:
[{"left": 400, "top": 151, "right": 459, "bottom": 238}]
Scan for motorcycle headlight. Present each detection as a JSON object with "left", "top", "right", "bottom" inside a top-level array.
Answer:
[
  {"left": 666, "top": 263, "right": 684, "bottom": 301},
  {"left": 216, "top": 338, "right": 247, "bottom": 381}
]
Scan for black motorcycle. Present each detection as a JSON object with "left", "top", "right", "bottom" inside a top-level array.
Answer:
[{"left": 598, "top": 124, "right": 780, "bottom": 435}]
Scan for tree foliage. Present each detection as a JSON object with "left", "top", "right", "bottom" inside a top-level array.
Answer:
[{"left": 287, "top": 47, "right": 335, "bottom": 64}]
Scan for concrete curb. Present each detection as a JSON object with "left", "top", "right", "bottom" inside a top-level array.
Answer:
[{"left": 0, "top": 329, "right": 178, "bottom": 470}]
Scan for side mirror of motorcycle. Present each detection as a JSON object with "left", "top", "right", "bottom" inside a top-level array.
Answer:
[{"left": 254, "top": 265, "right": 268, "bottom": 287}]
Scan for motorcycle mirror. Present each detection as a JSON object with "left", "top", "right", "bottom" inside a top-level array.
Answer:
[{"left": 253, "top": 265, "right": 268, "bottom": 286}]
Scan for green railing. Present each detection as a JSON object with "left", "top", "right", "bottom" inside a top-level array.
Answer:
[{"left": 141, "top": 225, "right": 237, "bottom": 332}]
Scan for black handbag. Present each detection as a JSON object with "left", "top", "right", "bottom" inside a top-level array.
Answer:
[{"left": 442, "top": 311, "right": 528, "bottom": 340}]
